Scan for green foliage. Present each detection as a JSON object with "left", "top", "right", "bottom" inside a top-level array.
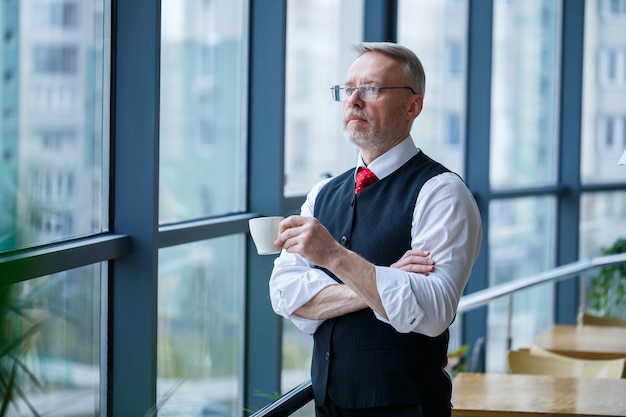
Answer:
[
  {"left": 587, "top": 237, "right": 626, "bottom": 318},
  {"left": 445, "top": 344, "right": 470, "bottom": 379},
  {"left": 0, "top": 284, "right": 45, "bottom": 417}
]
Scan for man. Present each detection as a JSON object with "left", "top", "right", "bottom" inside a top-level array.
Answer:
[{"left": 269, "top": 42, "right": 482, "bottom": 417}]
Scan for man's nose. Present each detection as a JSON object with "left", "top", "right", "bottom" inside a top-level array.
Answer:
[{"left": 346, "top": 88, "right": 364, "bottom": 106}]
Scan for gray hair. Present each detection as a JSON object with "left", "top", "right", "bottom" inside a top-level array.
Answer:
[{"left": 355, "top": 42, "right": 426, "bottom": 96}]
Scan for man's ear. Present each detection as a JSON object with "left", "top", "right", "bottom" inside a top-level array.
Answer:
[{"left": 407, "top": 95, "right": 424, "bottom": 120}]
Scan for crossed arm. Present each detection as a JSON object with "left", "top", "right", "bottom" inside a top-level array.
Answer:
[{"left": 274, "top": 215, "right": 435, "bottom": 321}]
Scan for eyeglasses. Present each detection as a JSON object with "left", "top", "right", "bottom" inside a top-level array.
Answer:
[{"left": 330, "top": 84, "right": 416, "bottom": 102}]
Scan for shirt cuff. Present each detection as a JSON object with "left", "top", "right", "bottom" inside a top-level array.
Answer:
[{"left": 375, "top": 265, "right": 425, "bottom": 333}]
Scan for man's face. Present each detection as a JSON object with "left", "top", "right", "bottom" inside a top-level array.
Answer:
[{"left": 342, "top": 52, "right": 422, "bottom": 159}]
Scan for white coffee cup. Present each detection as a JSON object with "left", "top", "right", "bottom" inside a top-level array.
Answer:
[{"left": 249, "top": 216, "right": 284, "bottom": 255}]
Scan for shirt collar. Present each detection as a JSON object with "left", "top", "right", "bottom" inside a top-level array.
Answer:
[{"left": 355, "top": 136, "right": 420, "bottom": 180}]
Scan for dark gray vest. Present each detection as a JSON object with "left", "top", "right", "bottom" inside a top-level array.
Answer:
[{"left": 311, "top": 152, "right": 452, "bottom": 408}]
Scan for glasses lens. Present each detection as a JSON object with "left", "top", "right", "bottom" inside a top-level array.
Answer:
[
  {"left": 331, "top": 85, "right": 381, "bottom": 102},
  {"left": 359, "top": 85, "right": 378, "bottom": 102}
]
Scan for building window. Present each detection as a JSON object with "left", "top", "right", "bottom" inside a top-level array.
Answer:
[
  {"left": 598, "top": 114, "right": 626, "bottom": 153},
  {"left": 30, "top": 84, "right": 78, "bottom": 113},
  {"left": 34, "top": 1, "right": 79, "bottom": 29},
  {"left": 33, "top": 45, "right": 78, "bottom": 74},
  {"left": 4, "top": 29, "right": 16, "bottom": 45},
  {"left": 445, "top": 112, "right": 461, "bottom": 145},
  {"left": 598, "top": 48, "right": 626, "bottom": 86},
  {"left": 54, "top": 1, "right": 79, "bottom": 28},
  {"left": 600, "top": 0, "right": 626, "bottom": 17},
  {"left": 446, "top": 40, "right": 463, "bottom": 78}
]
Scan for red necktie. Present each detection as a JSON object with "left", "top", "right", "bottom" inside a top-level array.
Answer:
[{"left": 355, "top": 167, "right": 378, "bottom": 194}]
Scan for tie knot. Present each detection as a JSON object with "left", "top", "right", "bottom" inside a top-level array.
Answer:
[{"left": 355, "top": 167, "right": 378, "bottom": 194}]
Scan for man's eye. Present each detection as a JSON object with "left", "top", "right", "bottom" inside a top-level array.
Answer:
[
  {"left": 367, "top": 85, "right": 379, "bottom": 93},
  {"left": 345, "top": 87, "right": 356, "bottom": 94}
]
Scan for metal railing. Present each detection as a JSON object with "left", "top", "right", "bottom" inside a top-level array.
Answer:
[{"left": 250, "top": 253, "right": 626, "bottom": 417}]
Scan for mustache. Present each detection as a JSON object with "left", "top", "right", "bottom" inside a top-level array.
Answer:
[{"left": 343, "top": 110, "right": 370, "bottom": 124}]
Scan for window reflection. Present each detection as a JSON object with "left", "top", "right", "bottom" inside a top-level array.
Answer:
[
  {"left": 398, "top": 0, "right": 468, "bottom": 176},
  {"left": 0, "top": 0, "right": 108, "bottom": 252},
  {"left": 159, "top": 0, "right": 247, "bottom": 224},
  {"left": 490, "top": 0, "right": 560, "bottom": 189},
  {"left": 283, "top": 0, "right": 363, "bottom": 197},
  {"left": 157, "top": 236, "right": 244, "bottom": 416},
  {"left": 1, "top": 265, "right": 102, "bottom": 416}
]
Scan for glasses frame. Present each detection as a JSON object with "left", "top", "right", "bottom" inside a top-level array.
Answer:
[{"left": 330, "top": 84, "right": 417, "bottom": 102}]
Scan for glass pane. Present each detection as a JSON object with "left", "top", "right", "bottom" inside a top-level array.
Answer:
[
  {"left": 0, "top": 0, "right": 109, "bottom": 251},
  {"left": 281, "top": 317, "right": 312, "bottom": 393},
  {"left": 159, "top": 0, "right": 247, "bottom": 223},
  {"left": 580, "top": 191, "right": 626, "bottom": 257},
  {"left": 490, "top": 0, "right": 560, "bottom": 190},
  {"left": 398, "top": 0, "right": 469, "bottom": 175},
  {"left": 579, "top": 191, "right": 626, "bottom": 317},
  {"left": 487, "top": 197, "right": 556, "bottom": 372},
  {"left": 283, "top": 0, "right": 364, "bottom": 196},
  {"left": 157, "top": 235, "right": 244, "bottom": 416},
  {"left": 581, "top": 0, "right": 626, "bottom": 183},
  {"left": 1, "top": 264, "right": 102, "bottom": 416}
]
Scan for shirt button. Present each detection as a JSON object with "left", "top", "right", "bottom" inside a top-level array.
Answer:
[
  {"left": 325, "top": 352, "right": 330, "bottom": 360},
  {"left": 340, "top": 236, "right": 348, "bottom": 246}
]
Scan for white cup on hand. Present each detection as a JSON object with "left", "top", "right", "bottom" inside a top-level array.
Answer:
[{"left": 249, "top": 216, "right": 284, "bottom": 255}]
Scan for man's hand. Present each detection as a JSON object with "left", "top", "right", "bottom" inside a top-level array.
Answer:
[
  {"left": 275, "top": 215, "right": 344, "bottom": 269},
  {"left": 391, "top": 250, "right": 435, "bottom": 275}
]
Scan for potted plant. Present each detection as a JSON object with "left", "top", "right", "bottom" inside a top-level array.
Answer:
[{"left": 586, "top": 237, "right": 626, "bottom": 318}]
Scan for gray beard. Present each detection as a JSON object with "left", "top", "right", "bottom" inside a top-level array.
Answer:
[{"left": 343, "top": 126, "right": 397, "bottom": 156}]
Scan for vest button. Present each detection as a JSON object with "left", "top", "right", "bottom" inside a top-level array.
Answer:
[
  {"left": 340, "top": 236, "right": 348, "bottom": 246},
  {"left": 325, "top": 352, "right": 330, "bottom": 361}
]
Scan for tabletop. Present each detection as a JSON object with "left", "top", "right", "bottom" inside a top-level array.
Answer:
[
  {"left": 451, "top": 372, "right": 626, "bottom": 416},
  {"left": 532, "top": 324, "right": 626, "bottom": 359}
]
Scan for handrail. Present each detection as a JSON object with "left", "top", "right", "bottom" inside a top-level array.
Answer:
[
  {"left": 458, "top": 253, "right": 626, "bottom": 314},
  {"left": 249, "top": 379, "right": 313, "bottom": 417},
  {"left": 251, "top": 253, "right": 626, "bottom": 417}
]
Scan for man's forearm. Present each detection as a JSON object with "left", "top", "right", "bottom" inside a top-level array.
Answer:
[
  {"left": 293, "top": 284, "right": 368, "bottom": 320},
  {"left": 326, "top": 249, "right": 389, "bottom": 320}
]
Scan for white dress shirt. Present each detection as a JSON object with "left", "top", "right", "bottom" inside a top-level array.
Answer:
[{"left": 269, "top": 136, "right": 482, "bottom": 337}]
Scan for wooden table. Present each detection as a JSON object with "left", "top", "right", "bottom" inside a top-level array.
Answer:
[
  {"left": 451, "top": 372, "right": 626, "bottom": 416},
  {"left": 533, "top": 324, "right": 626, "bottom": 359}
]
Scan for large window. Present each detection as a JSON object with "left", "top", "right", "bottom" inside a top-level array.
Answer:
[
  {"left": 490, "top": 0, "right": 560, "bottom": 189},
  {"left": 0, "top": 0, "right": 108, "bottom": 251},
  {"left": 3, "top": 2, "right": 626, "bottom": 416},
  {"left": 0, "top": 1, "right": 108, "bottom": 415},
  {"left": 2, "top": 265, "right": 103, "bottom": 416},
  {"left": 159, "top": 0, "right": 247, "bottom": 224},
  {"left": 486, "top": 0, "right": 561, "bottom": 372},
  {"left": 157, "top": 237, "right": 244, "bottom": 415},
  {"left": 157, "top": 0, "right": 248, "bottom": 413}
]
